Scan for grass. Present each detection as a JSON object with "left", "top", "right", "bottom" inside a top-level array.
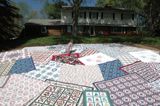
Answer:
[{"left": 0, "top": 35, "right": 160, "bottom": 51}]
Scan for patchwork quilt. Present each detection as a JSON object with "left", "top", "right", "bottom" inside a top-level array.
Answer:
[
  {"left": 98, "top": 60, "right": 127, "bottom": 80},
  {"left": 0, "top": 61, "right": 15, "bottom": 76},
  {"left": 117, "top": 54, "right": 140, "bottom": 65},
  {"left": 0, "top": 49, "right": 30, "bottom": 62},
  {"left": 28, "top": 85, "right": 82, "bottom": 106},
  {"left": 31, "top": 50, "right": 60, "bottom": 64},
  {"left": 46, "top": 80, "right": 93, "bottom": 106},
  {"left": 150, "top": 79, "right": 160, "bottom": 91},
  {"left": 52, "top": 53, "right": 83, "bottom": 65},
  {"left": 94, "top": 74, "right": 160, "bottom": 106},
  {"left": 120, "top": 61, "right": 160, "bottom": 82},
  {"left": 10, "top": 57, "right": 36, "bottom": 74},
  {"left": 22, "top": 61, "right": 61, "bottom": 81},
  {"left": 129, "top": 50, "right": 160, "bottom": 63},
  {"left": 58, "top": 64, "right": 104, "bottom": 87},
  {"left": 0, "top": 75, "right": 10, "bottom": 88},
  {"left": 79, "top": 53, "right": 115, "bottom": 65},
  {"left": 83, "top": 90, "right": 113, "bottom": 106},
  {"left": 0, "top": 74, "right": 49, "bottom": 106}
]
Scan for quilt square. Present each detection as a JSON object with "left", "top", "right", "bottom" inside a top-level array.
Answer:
[
  {"left": 52, "top": 53, "right": 83, "bottom": 65},
  {"left": 31, "top": 50, "right": 60, "bottom": 64},
  {"left": 28, "top": 85, "right": 83, "bottom": 106},
  {"left": 10, "top": 57, "right": 36, "bottom": 74},
  {"left": 98, "top": 60, "right": 127, "bottom": 80},
  {"left": 93, "top": 74, "right": 160, "bottom": 106},
  {"left": 83, "top": 90, "right": 113, "bottom": 106},
  {"left": 78, "top": 53, "right": 115, "bottom": 65},
  {"left": 46, "top": 80, "right": 93, "bottom": 106},
  {"left": 58, "top": 64, "right": 104, "bottom": 87},
  {"left": 1, "top": 49, "right": 30, "bottom": 62},
  {"left": 129, "top": 50, "right": 160, "bottom": 63},
  {"left": 22, "top": 61, "right": 61, "bottom": 81},
  {"left": 0, "top": 74, "right": 49, "bottom": 106},
  {"left": 120, "top": 61, "right": 160, "bottom": 82},
  {"left": 0, "top": 61, "right": 15, "bottom": 76},
  {"left": 79, "top": 49, "right": 97, "bottom": 57}
]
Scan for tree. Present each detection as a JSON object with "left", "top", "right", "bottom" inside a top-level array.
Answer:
[
  {"left": 67, "top": 0, "right": 83, "bottom": 36},
  {"left": 44, "top": 0, "right": 67, "bottom": 19},
  {"left": 0, "top": 0, "right": 22, "bottom": 40},
  {"left": 144, "top": 0, "right": 160, "bottom": 35}
]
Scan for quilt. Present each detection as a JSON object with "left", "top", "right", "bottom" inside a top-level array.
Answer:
[
  {"left": 98, "top": 60, "right": 127, "bottom": 80},
  {"left": 78, "top": 53, "right": 115, "bottom": 65},
  {"left": 94, "top": 74, "right": 160, "bottom": 106},
  {"left": 10, "top": 57, "right": 36, "bottom": 74},
  {"left": 117, "top": 54, "right": 140, "bottom": 65},
  {"left": 120, "top": 61, "right": 160, "bottom": 82},
  {"left": 129, "top": 50, "right": 160, "bottom": 63},
  {"left": 150, "top": 79, "right": 160, "bottom": 91},
  {"left": 22, "top": 61, "right": 61, "bottom": 81},
  {"left": 0, "top": 74, "right": 49, "bottom": 106},
  {"left": 46, "top": 80, "right": 93, "bottom": 106},
  {"left": 0, "top": 49, "right": 30, "bottom": 62},
  {"left": 58, "top": 64, "right": 104, "bottom": 87},
  {"left": 0, "top": 75, "right": 10, "bottom": 88},
  {"left": 28, "top": 85, "right": 82, "bottom": 106},
  {"left": 31, "top": 50, "right": 60, "bottom": 64},
  {"left": 0, "top": 61, "right": 15, "bottom": 76},
  {"left": 83, "top": 90, "right": 113, "bottom": 106},
  {"left": 79, "top": 49, "right": 97, "bottom": 57},
  {"left": 52, "top": 53, "right": 83, "bottom": 65}
]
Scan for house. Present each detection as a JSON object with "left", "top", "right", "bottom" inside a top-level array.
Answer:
[{"left": 25, "top": 6, "right": 140, "bottom": 36}]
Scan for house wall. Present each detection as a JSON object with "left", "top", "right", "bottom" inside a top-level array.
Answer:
[
  {"left": 61, "top": 9, "right": 136, "bottom": 27},
  {"left": 47, "top": 26, "right": 62, "bottom": 36}
]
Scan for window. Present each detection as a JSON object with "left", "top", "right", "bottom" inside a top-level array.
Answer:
[
  {"left": 89, "top": 12, "right": 92, "bottom": 19},
  {"left": 132, "top": 14, "right": 134, "bottom": 20},
  {"left": 41, "top": 26, "right": 47, "bottom": 33},
  {"left": 72, "top": 12, "right": 73, "bottom": 18},
  {"left": 113, "top": 13, "right": 115, "bottom": 20},
  {"left": 96, "top": 12, "right": 99, "bottom": 19},
  {"left": 121, "top": 13, "right": 123, "bottom": 20},
  {"left": 84, "top": 12, "right": 86, "bottom": 19},
  {"left": 101, "top": 12, "right": 103, "bottom": 19},
  {"left": 92, "top": 12, "right": 97, "bottom": 19},
  {"left": 79, "top": 12, "right": 84, "bottom": 18}
]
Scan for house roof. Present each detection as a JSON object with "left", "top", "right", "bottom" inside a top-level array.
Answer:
[
  {"left": 62, "top": 6, "right": 134, "bottom": 12},
  {"left": 26, "top": 19, "right": 62, "bottom": 26}
]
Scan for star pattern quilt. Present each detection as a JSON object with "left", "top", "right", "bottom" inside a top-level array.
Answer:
[{"left": 0, "top": 61, "right": 15, "bottom": 76}]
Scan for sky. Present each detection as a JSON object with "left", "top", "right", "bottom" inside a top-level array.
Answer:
[{"left": 13, "top": 0, "right": 96, "bottom": 12}]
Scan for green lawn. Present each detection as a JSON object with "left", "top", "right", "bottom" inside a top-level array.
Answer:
[{"left": 0, "top": 35, "right": 160, "bottom": 51}]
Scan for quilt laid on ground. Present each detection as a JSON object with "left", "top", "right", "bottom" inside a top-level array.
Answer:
[
  {"left": 10, "top": 57, "right": 36, "bottom": 74},
  {"left": 58, "top": 64, "right": 104, "bottom": 87},
  {"left": 28, "top": 85, "right": 82, "bottom": 106},
  {"left": 0, "top": 49, "right": 30, "bottom": 62},
  {"left": 120, "top": 61, "right": 160, "bottom": 82},
  {"left": 46, "top": 80, "right": 93, "bottom": 106},
  {"left": 30, "top": 50, "right": 60, "bottom": 64},
  {"left": 83, "top": 90, "right": 113, "bottom": 106},
  {"left": 79, "top": 49, "right": 97, "bottom": 57},
  {"left": 98, "top": 60, "right": 127, "bottom": 80},
  {"left": 0, "top": 75, "right": 10, "bottom": 88},
  {"left": 22, "top": 61, "right": 61, "bottom": 81},
  {"left": 129, "top": 50, "right": 160, "bottom": 63},
  {"left": 79, "top": 53, "right": 115, "bottom": 65},
  {"left": 117, "top": 54, "right": 140, "bottom": 65},
  {"left": 94, "top": 74, "right": 160, "bottom": 106},
  {"left": 0, "top": 74, "right": 49, "bottom": 106},
  {"left": 150, "top": 79, "right": 160, "bottom": 91},
  {"left": 0, "top": 61, "right": 15, "bottom": 76},
  {"left": 52, "top": 53, "right": 83, "bottom": 65}
]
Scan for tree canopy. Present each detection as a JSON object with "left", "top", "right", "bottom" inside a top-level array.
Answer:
[{"left": 0, "top": 0, "right": 22, "bottom": 40}]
